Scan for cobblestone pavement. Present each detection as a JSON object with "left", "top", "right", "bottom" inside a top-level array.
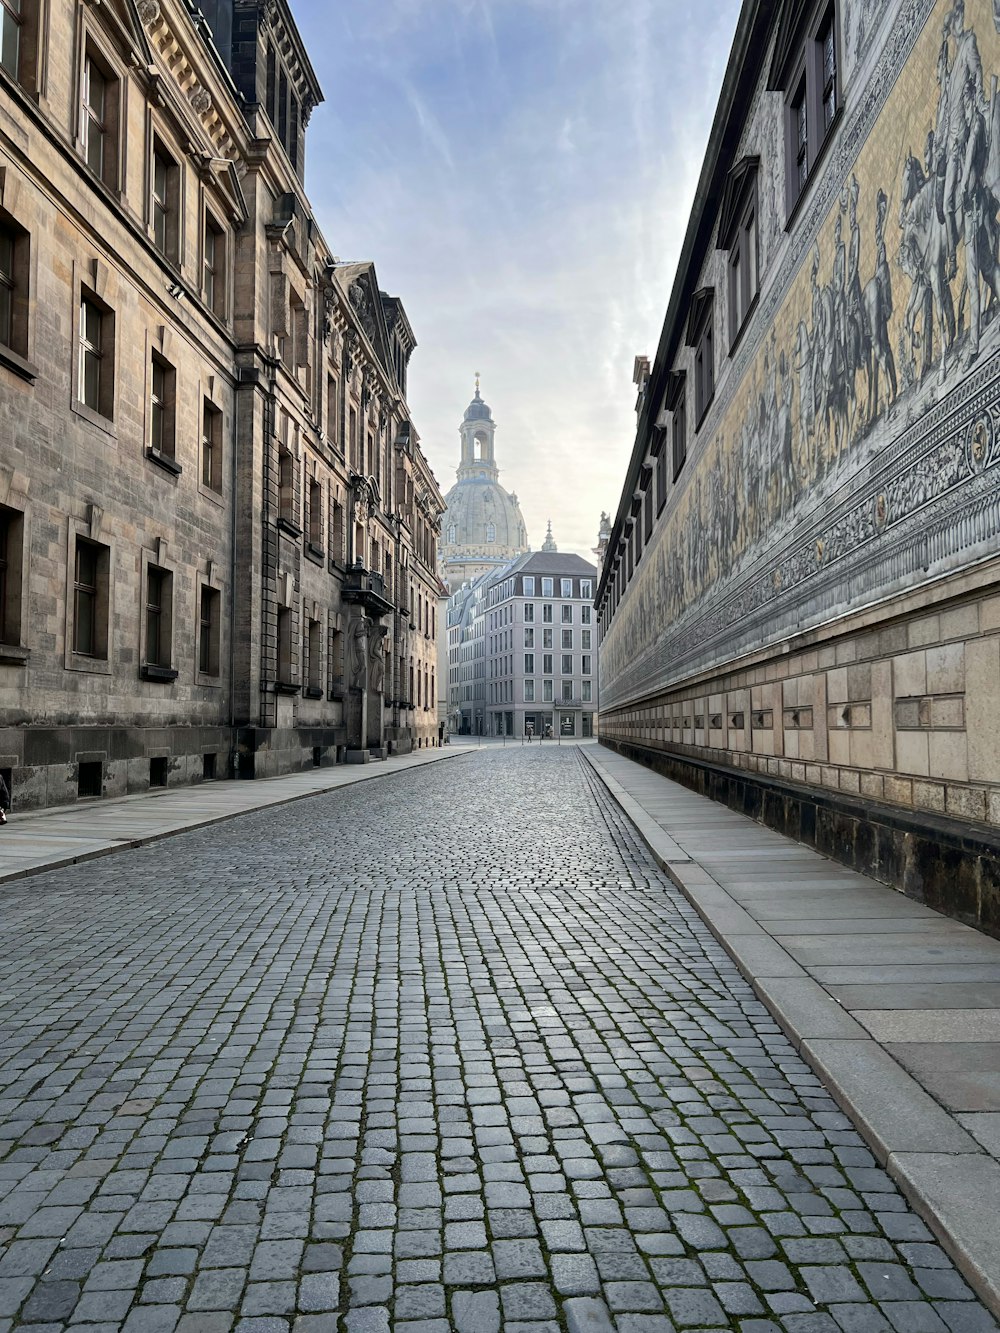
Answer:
[{"left": 0, "top": 748, "right": 996, "bottom": 1333}]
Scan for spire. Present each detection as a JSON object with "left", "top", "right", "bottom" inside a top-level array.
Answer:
[
  {"left": 474, "top": 370, "right": 481, "bottom": 398},
  {"left": 541, "top": 520, "right": 557, "bottom": 553}
]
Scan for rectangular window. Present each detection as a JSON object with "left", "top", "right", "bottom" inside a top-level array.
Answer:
[
  {"left": 326, "top": 375, "right": 339, "bottom": 446},
  {"left": 79, "top": 292, "right": 113, "bottom": 419},
  {"left": 792, "top": 79, "right": 808, "bottom": 191},
  {"left": 582, "top": 654, "right": 592, "bottom": 675},
  {"left": 306, "top": 617, "right": 322, "bottom": 691},
  {"left": 522, "top": 576, "right": 534, "bottom": 596},
  {"left": 561, "top": 680, "right": 573, "bottom": 702},
  {"left": 524, "top": 679, "right": 535, "bottom": 703},
  {"left": 82, "top": 51, "right": 116, "bottom": 186},
  {"left": 581, "top": 629, "right": 591, "bottom": 650},
  {"left": 543, "top": 653, "right": 553, "bottom": 674},
  {"left": 145, "top": 565, "right": 172, "bottom": 668},
  {"left": 582, "top": 680, "right": 592, "bottom": 702},
  {"left": 543, "top": 627, "right": 553, "bottom": 649},
  {"left": 561, "top": 578, "right": 572, "bottom": 597},
  {"left": 820, "top": 7, "right": 837, "bottom": 133},
  {"left": 524, "top": 653, "right": 534, "bottom": 674},
  {"left": 561, "top": 604, "right": 572, "bottom": 623},
  {"left": 542, "top": 603, "right": 553, "bottom": 623},
  {"left": 349, "top": 407, "right": 358, "bottom": 469},
  {"left": 543, "top": 679, "right": 553, "bottom": 703},
  {"left": 1, "top": 0, "right": 21, "bottom": 80},
  {"left": 203, "top": 214, "right": 225, "bottom": 316},
  {"left": 729, "top": 194, "right": 758, "bottom": 340},
  {"left": 672, "top": 390, "right": 686, "bottom": 479},
  {"left": 0, "top": 505, "right": 23, "bottom": 645},
  {"left": 151, "top": 140, "right": 180, "bottom": 261},
  {"left": 0, "top": 215, "right": 27, "bottom": 357},
  {"left": 149, "top": 353, "right": 176, "bottom": 460},
  {"left": 278, "top": 448, "right": 295, "bottom": 527},
  {"left": 580, "top": 580, "right": 592, "bottom": 600},
  {"left": 277, "top": 605, "right": 292, "bottom": 684},
  {"left": 72, "top": 537, "right": 109, "bottom": 659},
  {"left": 694, "top": 317, "right": 714, "bottom": 423},
  {"left": 202, "top": 399, "right": 222, "bottom": 492},
  {"left": 561, "top": 653, "right": 572, "bottom": 675},
  {"left": 582, "top": 605, "right": 592, "bottom": 625},
  {"left": 199, "top": 585, "right": 220, "bottom": 676},
  {"left": 331, "top": 498, "right": 344, "bottom": 563},
  {"left": 308, "top": 476, "right": 323, "bottom": 551},
  {"left": 783, "top": 6, "right": 838, "bottom": 212},
  {"left": 524, "top": 627, "right": 534, "bottom": 647},
  {"left": 561, "top": 628, "right": 572, "bottom": 650},
  {"left": 541, "top": 578, "right": 553, "bottom": 597}
]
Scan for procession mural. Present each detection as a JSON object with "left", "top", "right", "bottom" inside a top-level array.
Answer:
[{"left": 603, "top": 0, "right": 1000, "bottom": 710}]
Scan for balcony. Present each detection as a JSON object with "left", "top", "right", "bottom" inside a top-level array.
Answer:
[{"left": 342, "top": 564, "right": 395, "bottom": 617}]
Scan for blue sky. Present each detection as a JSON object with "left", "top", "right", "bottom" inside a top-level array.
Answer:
[{"left": 295, "top": 0, "right": 742, "bottom": 559}]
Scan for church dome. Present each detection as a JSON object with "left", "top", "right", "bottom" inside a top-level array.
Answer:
[
  {"left": 442, "top": 475, "right": 527, "bottom": 553},
  {"left": 439, "top": 377, "right": 530, "bottom": 589}
]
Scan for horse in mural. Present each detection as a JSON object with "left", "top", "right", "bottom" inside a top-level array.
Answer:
[{"left": 898, "top": 150, "right": 956, "bottom": 382}]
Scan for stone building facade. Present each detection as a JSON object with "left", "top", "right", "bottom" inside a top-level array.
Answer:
[
  {"left": 598, "top": 0, "right": 1000, "bottom": 931},
  {"left": 0, "top": 0, "right": 444, "bottom": 808}
]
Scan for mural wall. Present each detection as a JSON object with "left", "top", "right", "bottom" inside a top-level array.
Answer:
[{"left": 603, "top": 0, "right": 1000, "bottom": 711}]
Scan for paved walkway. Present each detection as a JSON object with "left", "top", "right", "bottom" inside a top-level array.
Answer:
[
  {"left": 0, "top": 749, "right": 463, "bottom": 885},
  {"left": 584, "top": 744, "right": 1000, "bottom": 1317},
  {"left": 0, "top": 744, "right": 997, "bottom": 1333}
]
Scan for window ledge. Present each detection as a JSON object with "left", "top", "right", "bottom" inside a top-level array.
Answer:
[
  {"left": 141, "top": 663, "right": 179, "bottom": 682},
  {"left": 303, "top": 685, "right": 324, "bottom": 699},
  {"left": 0, "top": 344, "right": 38, "bottom": 383},
  {"left": 71, "top": 399, "right": 116, "bottom": 438},
  {"left": 274, "top": 679, "right": 300, "bottom": 694},
  {"left": 146, "top": 447, "right": 182, "bottom": 477},
  {"left": 0, "top": 643, "right": 29, "bottom": 666},
  {"left": 277, "top": 517, "right": 302, "bottom": 538},
  {"left": 305, "top": 542, "right": 325, "bottom": 565},
  {"left": 195, "top": 672, "right": 221, "bottom": 687}
]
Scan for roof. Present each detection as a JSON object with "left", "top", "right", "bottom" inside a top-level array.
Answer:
[{"left": 516, "top": 552, "right": 597, "bottom": 578}]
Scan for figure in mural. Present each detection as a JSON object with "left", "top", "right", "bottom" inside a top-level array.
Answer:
[
  {"left": 864, "top": 189, "right": 898, "bottom": 416},
  {"left": 940, "top": 0, "right": 984, "bottom": 276},
  {"left": 900, "top": 148, "right": 956, "bottom": 379},
  {"left": 958, "top": 74, "right": 1000, "bottom": 360}
]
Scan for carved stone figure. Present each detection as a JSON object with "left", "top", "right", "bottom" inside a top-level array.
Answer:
[
  {"left": 369, "top": 624, "right": 388, "bottom": 694},
  {"left": 350, "top": 616, "right": 371, "bottom": 688}
]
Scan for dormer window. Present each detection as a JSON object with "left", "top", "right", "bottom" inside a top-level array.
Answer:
[
  {"left": 718, "top": 158, "right": 759, "bottom": 346},
  {"left": 665, "top": 370, "right": 686, "bottom": 481},
  {"left": 686, "top": 288, "right": 714, "bottom": 426},
  {"left": 486, "top": 523, "right": 496, "bottom": 543},
  {"left": 771, "top": 1, "right": 839, "bottom": 213}
]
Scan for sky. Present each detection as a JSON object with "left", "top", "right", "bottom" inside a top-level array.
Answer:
[{"left": 294, "top": 0, "right": 743, "bottom": 561}]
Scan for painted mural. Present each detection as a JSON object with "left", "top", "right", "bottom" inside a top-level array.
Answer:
[{"left": 603, "top": 0, "right": 1000, "bottom": 710}]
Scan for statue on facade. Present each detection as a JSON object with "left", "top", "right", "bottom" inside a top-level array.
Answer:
[
  {"left": 350, "top": 616, "right": 372, "bottom": 688},
  {"left": 369, "top": 624, "right": 388, "bottom": 694}
]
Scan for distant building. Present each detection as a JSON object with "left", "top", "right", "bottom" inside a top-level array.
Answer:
[
  {"left": 447, "top": 541, "right": 599, "bottom": 738},
  {"left": 439, "top": 379, "right": 529, "bottom": 590},
  {"left": 597, "top": 0, "right": 1000, "bottom": 929}
]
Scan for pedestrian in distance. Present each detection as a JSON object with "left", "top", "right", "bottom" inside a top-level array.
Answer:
[{"left": 0, "top": 771, "right": 9, "bottom": 825}]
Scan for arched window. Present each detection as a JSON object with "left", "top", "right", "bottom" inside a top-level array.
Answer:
[
  {"left": 486, "top": 522, "right": 496, "bottom": 543},
  {"left": 447, "top": 523, "right": 457, "bottom": 544}
]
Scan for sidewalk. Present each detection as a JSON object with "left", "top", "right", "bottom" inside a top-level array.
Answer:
[
  {"left": 582, "top": 743, "right": 1000, "bottom": 1317},
  {"left": 0, "top": 747, "right": 467, "bottom": 886}
]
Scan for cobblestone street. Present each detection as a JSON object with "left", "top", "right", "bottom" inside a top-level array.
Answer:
[{"left": 0, "top": 748, "right": 996, "bottom": 1333}]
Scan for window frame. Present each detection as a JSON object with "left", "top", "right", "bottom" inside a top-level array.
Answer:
[
  {"left": 0, "top": 503, "right": 25, "bottom": 652},
  {"left": 201, "top": 397, "right": 223, "bottom": 494},
  {"left": 778, "top": 1, "right": 840, "bottom": 216},
  {"left": 80, "top": 43, "right": 120, "bottom": 190},
  {"left": 76, "top": 286, "right": 115, "bottom": 426},
  {"left": 0, "top": 209, "right": 32, "bottom": 377},
  {"left": 151, "top": 134, "right": 181, "bottom": 264},
  {"left": 202, "top": 210, "right": 226, "bottom": 319},
  {"left": 147, "top": 350, "right": 178, "bottom": 471},
  {"left": 197, "top": 583, "right": 221, "bottom": 679},
  {"left": 141, "top": 560, "right": 177, "bottom": 680}
]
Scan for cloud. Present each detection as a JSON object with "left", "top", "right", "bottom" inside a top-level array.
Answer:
[{"left": 296, "top": 0, "right": 742, "bottom": 559}]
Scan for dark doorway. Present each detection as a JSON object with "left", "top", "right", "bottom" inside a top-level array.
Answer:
[{"left": 78, "top": 761, "right": 102, "bottom": 798}]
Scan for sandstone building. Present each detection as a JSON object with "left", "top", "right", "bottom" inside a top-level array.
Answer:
[
  {"left": 0, "top": 0, "right": 444, "bottom": 808},
  {"left": 598, "top": 0, "right": 1000, "bottom": 930},
  {"left": 438, "top": 379, "right": 529, "bottom": 591}
]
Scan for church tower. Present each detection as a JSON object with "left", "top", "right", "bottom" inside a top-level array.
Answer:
[{"left": 439, "top": 377, "right": 530, "bottom": 591}]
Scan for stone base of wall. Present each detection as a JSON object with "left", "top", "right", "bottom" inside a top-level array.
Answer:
[{"left": 601, "top": 737, "right": 1000, "bottom": 939}]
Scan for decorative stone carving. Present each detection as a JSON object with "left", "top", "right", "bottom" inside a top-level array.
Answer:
[
  {"left": 190, "top": 87, "right": 212, "bottom": 115},
  {"left": 136, "top": 0, "right": 160, "bottom": 22}
]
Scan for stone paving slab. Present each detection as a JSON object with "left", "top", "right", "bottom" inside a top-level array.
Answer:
[
  {"left": 0, "top": 745, "right": 997, "bottom": 1332},
  {"left": 583, "top": 743, "right": 1000, "bottom": 1317},
  {"left": 0, "top": 749, "right": 467, "bottom": 886}
]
